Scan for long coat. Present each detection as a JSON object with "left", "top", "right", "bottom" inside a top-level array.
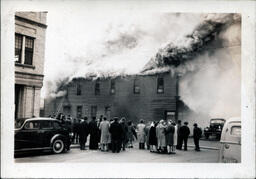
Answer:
[
  {"left": 157, "top": 123, "right": 166, "bottom": 147},
  {"left": 78, "top": 121, "right": 89, "bottom": 141},
  {"left": 88, "top": 120, "right": 99, "bottom": 149},
  {"left": 127, "top": 125, "right": 135, "bottom": 141},
  {"left": 148, "top": 126, "right": 157, "bottom": 146},
  {"left": 137, "top": 123, "right": 146, "bottom": 143},
  {"left": 165, "top": 124, "right": 175, "bottom": 146},
  {"left": 109, "top": 121, "right": 123, "bottom": 141},
  {"left": 173, "top": 125, "right": 178, "bottom": 146},
  {"left": 99, "top": 120, "right": 110, "bottom": 144}
]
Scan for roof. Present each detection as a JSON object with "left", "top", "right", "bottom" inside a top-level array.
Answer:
[{"left": 24, "top": 117, "right": 59, "bottom": 122}]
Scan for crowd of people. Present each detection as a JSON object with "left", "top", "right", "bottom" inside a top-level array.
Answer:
[{"left": 51, "top": 113, "right": 202, "bottom": 154}]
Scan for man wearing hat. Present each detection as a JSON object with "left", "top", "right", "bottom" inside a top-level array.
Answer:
[
  {"left": 179, "top": 122, "right": 190, "bottom": 151},
  {"left": 193, "top": 123, "right": 202, "bottom": 151}
]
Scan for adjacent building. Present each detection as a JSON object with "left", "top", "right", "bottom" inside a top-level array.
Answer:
[
  {"left": 44, "top": 72, "right": 182, "bottom": 124},
  {"left": 15, "top": 12, "right": 47, "bottom": 119}
]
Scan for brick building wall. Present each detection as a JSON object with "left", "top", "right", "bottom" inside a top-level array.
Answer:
[
  {"left": 44, "top": 72, "right": 178, "bottom": 124},
  {"left": 15, "top": 12, "right": 47, "bottom": 119}
]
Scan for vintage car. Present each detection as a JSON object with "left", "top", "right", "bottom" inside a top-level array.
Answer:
[
  {"left": 218, "top": 117, "right": 241, "bottom": 163},
  {"left": 204, "top": 118, "right": 226, "bottom": 139},
  {"left": 15, "top": 118, "right": 71, "bottom": 154}
]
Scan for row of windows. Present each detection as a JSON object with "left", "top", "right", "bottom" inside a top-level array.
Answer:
[
  {"left": 15, "top": 33, "right": 34, "bottom": 65},
  {"left": 75, "top": 78, "right": 164, "bottom": 96},
  {"left": 63, "top": 105, "right": 110, "bottom": 119}
]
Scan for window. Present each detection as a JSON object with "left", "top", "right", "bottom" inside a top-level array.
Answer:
[
  {"left": 157, "top": 77, "right": 164, "bottom": 94},
  {"left": 91, "top": 106, "right": 97, "bottom": 118},
  {"left": 95, "top": 80, "right": 100, "bottom": 95},
  {"left": 15, "top": 34, "right": 23, "bottom": 63},
  {"left": 77, "top": 106, "right": 82, "bottom": 118},
  {"left": 24, "top": 121, "right": 40, "bottom": 129},
  {"left": 77, "top": 83, "right": 81, "bottom": 95},
  {"left": 53, "top": 122, "right": 61, "bottom": 129},
  {"left": 15, "top": 34, "right": 34, "bottom": 65},
  {"left": 133, "top": 78, "right": 140, "bottom": 94},
  {"left": 231, "top": 126, "right": 241, "bottom": 136},
  {"left": 41, "top": 121, "right": 53, "bottom": 129},
  {"left": 24, "top": 37, "right": 34, "bottom": 65},
  {"left": 110, "top": 80, "right": 115, "bottom": 94},
  {"left": 63, "top": 105, "right": 71, "bottom": 115}
]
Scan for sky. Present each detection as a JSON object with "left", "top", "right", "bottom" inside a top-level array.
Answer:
[{"left": 42, "top": 10, "right": 203, "bottom": 98}]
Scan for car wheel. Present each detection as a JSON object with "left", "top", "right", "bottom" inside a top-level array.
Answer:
[{"left": 52, "top": 139, "right": 65, "bottom": 154}]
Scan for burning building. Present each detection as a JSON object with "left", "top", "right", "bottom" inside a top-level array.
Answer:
[
  {"left": 44, "top": 13, "right": 241, "bottom": 129},
  {"left": 44, "top": 72, "right": 180, "bottom": 124},
  {"left": 15, "top": 12, "right": 47, "bottom": 119}
]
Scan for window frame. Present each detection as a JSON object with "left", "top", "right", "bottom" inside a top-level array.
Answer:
[
  {"left": 76, "top": 105, "right": 83, "bottom": 119},
  {"left": 157, "top": 77, "right": 164, "bottom": 94},
  {"left": 95, "top": 80, "right": 100, "bottom": 95},
  {"left": 110, "top": 79, "right": 115, "bottom": 94},
  {"left": 91, "top": 106, "right": 97, "bottom": 118},
  {"left": 76, "top": 83, "right": 82, "bottom": 96},
  {"left": 15, "top": 33, "right": 23, "bottom": 63},
  {"left": 24, "top": 36, "right": 34, "bottom": 65},
  {"left": 133, "top": 78, "right": 140, "bottom": 94}
]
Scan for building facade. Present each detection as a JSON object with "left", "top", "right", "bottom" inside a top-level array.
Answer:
[
  {"left": 15, "top": 12, "right": 47, "bottom": 119},
  {"left": 44, "top": 73, "right": 180, "bottom": 124}
]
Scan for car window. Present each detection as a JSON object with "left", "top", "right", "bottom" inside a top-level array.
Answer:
[
  {"left": 230, "top": 126, "right": 241, "bottom": 136},
  {"left": 53, "top": 122, "right": 61, "bottom": 129},
  {"left": 15, "top": 119, "right": 26, "bottom": 129},
  {"left": 41, "top": 121, "right": 53, "bottom": 129},
  {"left": 24, "top": 121, "right": 40, "bottom": 129}
]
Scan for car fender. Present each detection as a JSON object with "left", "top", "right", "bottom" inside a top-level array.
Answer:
[{"left": 50, "top": 134, "right": 67, "bottom": 145}]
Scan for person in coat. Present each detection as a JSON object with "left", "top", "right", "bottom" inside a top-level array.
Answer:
[
  {"left": 78, "top": 117, "right": 89, "bottom": 150},
  {"left": 120, "top": 117, "right": 128, "bottom": 151},
  {"left": 127, "top": 121, "right": 136, "bottom": 148},
  {"left": 137, "top": 120, "right": 146, "bottom": 149},
  {"left": 165, "top": 120, "right": 175, "bottom": 154},
  {"left": 193, "top": 123, "right": 202, "bottom": 151},
  {"left": 144, "top": 122, "right": 151, "bottom": 150},
  {"left": 157, "top": 120, "right": 167, "bottom": 153},
  {"left": 179, "top": 121, "right": 190, "bottom": 151},
  {"left": 99, "top": 117, "right": 110, "bottom": 151},
  {"left": 88, "top": 117, "right": 99, "bottom": 150},
  {"left": 109, "top": 117, "right": 123, "bottom": 153},
  {"left": 173, "top": 122, "right": 178, "bottom": 153},
  {"left": 148, "top": 121, "right": 157, "bottom": 152},
  {"left": 176, "top": 120, "right": 182, "bottom": 150}
]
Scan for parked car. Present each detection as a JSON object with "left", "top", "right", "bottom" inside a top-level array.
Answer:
[
  {"left": 218, "top": 117, "right": 241, "bottom": 163},
  {"left": 15, "top": 118, "right": 71, "bottom": 154},
  {"left": 204, "top": 118, "right": 226, "bottom": 139}
]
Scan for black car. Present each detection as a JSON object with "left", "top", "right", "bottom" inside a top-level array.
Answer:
[
  {"left": 204, "top": 118, "right": 226, "bottom": 139},
  {"left": 15, "top": 118, "right": 71, "bottom": 154}
]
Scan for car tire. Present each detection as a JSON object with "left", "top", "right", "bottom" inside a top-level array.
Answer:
[{"left": 52, "top": 139, "right": 65, "bottom": 154}]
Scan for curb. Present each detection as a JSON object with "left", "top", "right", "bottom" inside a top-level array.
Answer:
[{"left": 187, "top": 144, "right": 219, "bottom": 150}]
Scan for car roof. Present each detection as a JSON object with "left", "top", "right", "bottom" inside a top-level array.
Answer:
[
  {"left": 225, "top": 117, "right": 241, "bottom": 123},
  {"left": 24, "top": 117, "right": 60, "bottom": 122}
]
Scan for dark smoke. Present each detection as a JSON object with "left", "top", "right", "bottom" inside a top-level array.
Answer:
[{"left": 142, "top": 13, "right": 241, "bottom": 72}]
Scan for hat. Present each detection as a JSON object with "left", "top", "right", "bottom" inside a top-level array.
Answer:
[
  {"left": 193, "top": 123, "right": 198, "bottom": 127},
  {"left": 184, "top": 122, "right": 188, "bottom": 125}
]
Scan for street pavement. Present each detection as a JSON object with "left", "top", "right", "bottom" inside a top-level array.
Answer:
[{"left": 15, "top": 138, "right": 220, "bottom": 163}]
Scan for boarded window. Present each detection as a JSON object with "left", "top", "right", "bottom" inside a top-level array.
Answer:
[
  {"left": 133, "top": 78, "right": 140, "bottom": 94},
  {"left": 77, "top": 106, "right": 82, "bottom": 118},
  {"left": 110, "top": 80, "right": 115, "bottom": 94},
  {"left": 91, "top": 106, "right": 97, "bottom": 118},
  {"left": 15, "top": 34, "right": 23, "bottom": 63},
  {"left": 157, "top": 77, "right": 164, "bottom": 93},
  {"left": 24, "top": 37, "right": 34, "bottom": 65},
  {"left": 95, "top": 80, "right": 100, "bottom": 95}
]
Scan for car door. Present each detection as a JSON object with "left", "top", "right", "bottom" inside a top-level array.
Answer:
[
  {"left": 39, "top": 120, "right": 55, "bottom": 147},
  {"left": 15, "top": 121, "right": 41, "bottom": 149},
  {"left": 222, "top": 122, "right": 241, "bottom": 162}
]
